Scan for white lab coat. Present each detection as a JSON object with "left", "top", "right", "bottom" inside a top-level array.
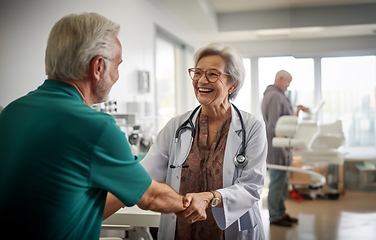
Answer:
[{"left": 141, "top": 105, "right": 267, "bottom": 240}]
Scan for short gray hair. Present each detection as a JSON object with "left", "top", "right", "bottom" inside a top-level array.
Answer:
[
  {"left": 45, "top": 12, "right": 120, "bottom": 80},
  {"left": 193, "top": 43, "right": 245, "bottom": 101}
]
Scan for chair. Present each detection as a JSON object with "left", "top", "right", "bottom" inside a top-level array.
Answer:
[
  {"left": 100, "top": 224, "right": 134, "bottom": 240},
  {"left": 101, "top": 224, "right": 155, "bottom": 240},
  {"left": 270, "top": 116, "right": 346, "bottom": 198},
  {"left": 272, "top": 116, "right": 346, "bottom": 165}
]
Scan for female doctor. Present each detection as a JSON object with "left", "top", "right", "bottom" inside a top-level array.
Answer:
[{"left": 141, "top": 43, "right": 267, "bottom": 240}]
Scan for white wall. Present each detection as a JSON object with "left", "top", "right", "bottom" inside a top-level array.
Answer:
[
  {"left": 0, "top": 0, "right": 205, "bottom": 112},
  {"left": 2, "top": 0, "right": 376, "bottom": 116}
]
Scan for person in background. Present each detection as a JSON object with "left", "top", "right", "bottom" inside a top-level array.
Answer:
[
  {"left": 0, "top": 12, "right": 203, "bottom": 240},
  {"left": 261, "top": 70, "right": 309, "bottom": 227},
  {"left": 141, "top": 43, "right": 268, "bottom": 240}
]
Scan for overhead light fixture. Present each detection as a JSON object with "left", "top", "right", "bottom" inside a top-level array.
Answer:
[
  {"left": 256, "top": 28, "right": 291, "bottom": 38},
  {"left": 256, "top": 27, "right": 325, "bottom": 38},
  {"left": 292, "top": 27, "right": 325, "bottom": 33}
]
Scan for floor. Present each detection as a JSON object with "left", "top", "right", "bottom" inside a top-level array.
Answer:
[
  {"left": 101, "top": 172, "right": 376, "bottom": 240},
  {"left": 260, "top": 172, "right": 376, "bottom": 240}
]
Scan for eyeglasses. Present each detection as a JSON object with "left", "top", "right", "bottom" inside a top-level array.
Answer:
[{"left": 188, "top": 68, "right": 229, "bottom": 83}]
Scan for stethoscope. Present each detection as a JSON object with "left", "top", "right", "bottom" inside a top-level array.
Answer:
[{"left": 169, "top": 103, "right": 248, "bottom": 169}]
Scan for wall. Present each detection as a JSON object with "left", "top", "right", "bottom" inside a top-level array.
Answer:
[
  {"left": 2, "top": 0, "right": 376, "bottom": 118},
  {"left": 0, "top": 0, "right": 205, "bottom": 113}
]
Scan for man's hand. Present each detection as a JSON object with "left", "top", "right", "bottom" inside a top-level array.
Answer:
[
  {"left": 297, "top": 105, "right": 309, "bottom": 112},
  {"left": 296, "top": 105, "right": 309, "bottom": 115},
  {"left": 176, "top": 192, "right": 212, "bottom": 223}
]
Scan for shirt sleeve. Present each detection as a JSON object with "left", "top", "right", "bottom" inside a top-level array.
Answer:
[
  {"left": 89, "top": 121, "right": 152, "bottom": 207},
  {"left": 140, "top": 120, "right": 173, "bottom": 182},
  {"left": 264, "top": 94, "right": 283, "bottom": 135}
]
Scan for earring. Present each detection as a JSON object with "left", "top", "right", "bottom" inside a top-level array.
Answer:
[{"left": 228, "top": 92, "right": 232, "bottom": 95}]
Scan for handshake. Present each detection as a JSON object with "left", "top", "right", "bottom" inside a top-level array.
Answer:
[
  {"left": 104, "top": 182, "right": 221, "bottom": 223},
  {"left": 175, "top": 191, "right": 219, "bottom": 224}
]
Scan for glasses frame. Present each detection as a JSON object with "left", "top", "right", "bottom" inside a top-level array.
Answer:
[{"left": 188, "top": 68, "right": 230, "bottom": 83}]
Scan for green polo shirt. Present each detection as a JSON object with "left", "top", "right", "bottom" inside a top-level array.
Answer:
[{"left": 0, "top": 80, "right": 151, "bottom": 239}]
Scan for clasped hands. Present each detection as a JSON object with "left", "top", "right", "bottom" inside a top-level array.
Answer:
[{"left": 175, "top": 192, "right": 213, "bottom": 224}]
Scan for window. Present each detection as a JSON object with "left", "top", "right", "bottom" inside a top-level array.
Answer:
[
  {"left": 321, "top": 56, "right": 376, "bottom": 147},
  {"left": 155, "top": 37, "right": 176, "bottom": 131},
  {"left": 258, "top": 56, "right": 315, "bottom": 113},
  {"left": 155, "top": 27, "right": 194, "bottom": 131},
  {"left": 232, "top": 58, "right": 252, "bottom": 112}
]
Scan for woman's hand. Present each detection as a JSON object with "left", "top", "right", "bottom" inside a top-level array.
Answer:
[{"left": 176, "top": 192, "right": 212, "bottom": 223}]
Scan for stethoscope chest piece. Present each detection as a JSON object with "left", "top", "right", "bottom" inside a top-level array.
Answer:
[{"left": 234, "top": 154, "right": 248, "bottom": 167}]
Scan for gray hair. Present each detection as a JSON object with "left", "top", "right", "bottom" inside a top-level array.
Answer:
[
  {"left": 193, "top": 43, "right": 245, "bottom": 101},
  {"left": 45, "top": 12, "right": 120, "bottom": 80}
]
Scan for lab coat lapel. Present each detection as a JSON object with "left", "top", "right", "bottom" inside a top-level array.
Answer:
[
  {"left": 223, "top": 105, "right": 243, "bottom": 187},
  {"left": 175, "top": 128, "right": 192, "bottom": 166}
]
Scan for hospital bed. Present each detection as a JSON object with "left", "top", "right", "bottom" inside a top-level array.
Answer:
[{"left": 270, "top": 114, "right": 346, "bottom": 199}]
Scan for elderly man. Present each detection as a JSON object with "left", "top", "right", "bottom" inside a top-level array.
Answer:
[
  {"left": 261, "top": 70, "right": 309, "bottom": 227},
  {"left": 0, "top": 12, "right": 203, "bottom": 240}
]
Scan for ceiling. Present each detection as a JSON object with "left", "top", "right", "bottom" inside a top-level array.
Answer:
[
  {"left": 158, "top": 0, "right": 376, "bottom": 43},
  {"left": 210, "top": 0, "right": 376, "bottom": 12}
]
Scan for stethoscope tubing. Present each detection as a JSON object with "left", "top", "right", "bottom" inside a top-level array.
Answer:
[{"left": 172, "top": 104, "right": 248, "bottom": 168}]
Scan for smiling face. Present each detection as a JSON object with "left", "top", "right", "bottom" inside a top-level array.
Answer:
[{"left": 193, "top": 55, "right": 234, "bottom": 108}]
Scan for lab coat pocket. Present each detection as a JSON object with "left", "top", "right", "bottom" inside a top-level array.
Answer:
[{"left": 238, "top": 207, "right": 259, "bottom": 230}]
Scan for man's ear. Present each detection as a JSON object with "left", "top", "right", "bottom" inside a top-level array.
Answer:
[{"left": 89, "top": 56, "right": 106, "bottom": 82}]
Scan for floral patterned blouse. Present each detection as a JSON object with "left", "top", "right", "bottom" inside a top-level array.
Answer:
[{"left": 175, "top": 111, "right": 231, "bottom": 240}]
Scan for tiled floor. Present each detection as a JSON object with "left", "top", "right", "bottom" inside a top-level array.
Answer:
[{"left": 261, "top": 183, "right": 376, "bottom": 240}]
